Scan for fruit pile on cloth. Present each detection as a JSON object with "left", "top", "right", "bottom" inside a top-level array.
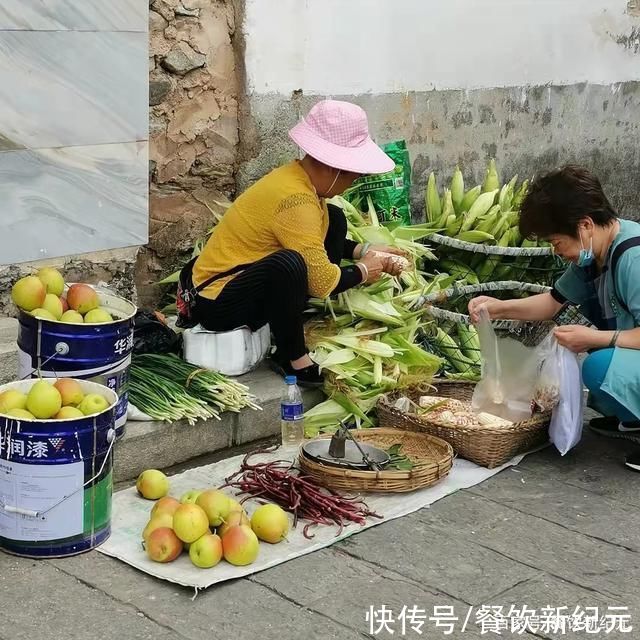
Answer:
[
  {"left": 136, "top": 469, "right": 289, "bottom": 570},
  {"left": 99, "top": 447, "right": 533, "bottom": 590},
  {"left": 12, "top": 267, "right": 115, "bottom": 323}
]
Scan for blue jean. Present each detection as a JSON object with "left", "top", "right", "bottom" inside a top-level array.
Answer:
[{"left": 582, "top": 348, "right": 637, "bottom": 422}]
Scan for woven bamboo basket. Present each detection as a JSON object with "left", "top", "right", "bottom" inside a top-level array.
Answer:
[
  {"left": 377, "top": 381, "right": 550, "bottom": 469},
  {"left": 297, "top": 428, "right": 454, "bottom": 493},
  {"left": 428, "top": 232, "right": 563, "bottom": 286}
]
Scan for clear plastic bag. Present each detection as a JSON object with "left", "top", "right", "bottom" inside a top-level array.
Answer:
[
  {"left": 548, "top": 345, "right": 584, "bottom": 455},
  {"left": 533, "top": 339, "right": 562, "bottom": 412},
  {"left": 472, "top": 308, "right": 551, "bottom": 422}
]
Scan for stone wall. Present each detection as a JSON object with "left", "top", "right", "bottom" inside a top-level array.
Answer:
[{"left": 140, "top": 0, "right": 239, "bottom": 309}]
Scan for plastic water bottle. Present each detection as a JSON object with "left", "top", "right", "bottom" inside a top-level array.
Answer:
[{"left": 281, "top": 375, "right": 304, "bottom": 451}]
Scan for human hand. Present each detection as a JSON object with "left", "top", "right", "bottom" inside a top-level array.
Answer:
[
  {"left": 468, "top": 296, "right": 504, "bottom": 324},
  {"left": 358, "top": 251, "right": 387, "bottom": 283},
  {"left": 368, "top": 244, "right": 409, "bottom": 258},
  {"left": 553, "top": 325, "right": 602, "bottom": 353}
]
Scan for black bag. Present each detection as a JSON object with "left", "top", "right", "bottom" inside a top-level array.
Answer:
[
  {"left": 133, "top": 310, "right": 181, "bottom": 355},
  {"left": 176, "top": 257, "right": 249, "bottom": 329}
]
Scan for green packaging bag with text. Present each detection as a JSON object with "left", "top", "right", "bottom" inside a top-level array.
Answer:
[{"left": 350, "top": 140, "right": 412, "bottom": 225}]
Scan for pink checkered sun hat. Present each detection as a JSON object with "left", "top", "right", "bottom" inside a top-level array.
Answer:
[{"left": 288, "top": 100, "right": 395, "bottom": 175}]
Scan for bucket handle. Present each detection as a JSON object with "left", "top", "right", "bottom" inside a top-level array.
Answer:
[
  {"left": 0, "top": 427, "right": 117, "bottom": 519},
  {"left": 20, "top": 343, "right": 70, "bottom": 381}
]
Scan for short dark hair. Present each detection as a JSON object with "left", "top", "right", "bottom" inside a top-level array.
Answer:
[{"left": 519, "top": 165, "right": 617, "bottom": 239}]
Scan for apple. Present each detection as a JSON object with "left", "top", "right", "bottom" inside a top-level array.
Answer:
[
  {"left": 250, "top": 503, "right": 289, "bottom": 544},
  {"left": 66, "top": 284, "right": 99, "bottom": 315},
  {"left": 36, "top": 267, "right": 65, "bottom": 297},
  {"left": 196, "top": 489, "right": 231, "bottom": 527},
  {"left": 60, "top": 297, "right": 69, "bottom": 313},
  {"left": 55, "top": 406, "right": 84, "bottom": 419},
  {"left": 12, "top": 276, "right": 46, "bottom": 311},
  {"left": 189, "top": 533, "right": 223, "bottom": 569},
  {"left": 26, "top": 380, "right": 62, "bottom": 420},
  {"left": 78, "top": 393, "right": 110, "bottom": 416},
  {"left": 42, "top": 294, "right": 63, "bottom": 320},
  {"left": 172, "top": 504, "right": 210, "bottom": 543},
  {"left": 84, "top": 308, "right": 112, "bottom": 324},
  {"left": 0, "top": 390, "right": 28, "bottom": 413},
  {"left": 136, "top": 469, "right": 169, "bottom": 500},
  {"left": 6, "top": 408, "right": 35, "bottom": 420},
  {"left": 142, "top": 512, "right": 174, "bottom": 542},
  {"left": 53, "top": 379, "right": 84, "bottom": 407},
  {"left": 145, "top": 527, "right": 182, "bottom": 563},
  {"left": 217, "top": 508, "right": 250, "bottom": 538},
  {"left": 222, "top": 525, "right": 260, "bottom": 566},
  {"left": 31, "top": 308, "right": 57, "bottom": 321},
  {"left": 151, "top": 496, "right": 181, "bottom": 519},
  {"left": 179, "top": 489, "right": 203, "bottom": 505},
  {"left": 60, "top": 310, "right": 83, "bottom": 324}
]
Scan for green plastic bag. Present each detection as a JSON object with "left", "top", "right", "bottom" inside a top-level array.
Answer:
[{"left": 348, "top": 140, "right": 412, "bottom": 225}]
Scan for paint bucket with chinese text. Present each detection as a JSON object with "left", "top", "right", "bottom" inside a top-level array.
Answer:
[
  {"left": 16, "top": 286, "right": 136, "bottom": 440},
  {"left": 0, "top": 378, "right": 117, "bottom": 558}
]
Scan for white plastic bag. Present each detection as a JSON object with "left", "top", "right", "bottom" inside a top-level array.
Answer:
[
  {"left": 548, "top": 344, "right": 584, "bottom": 455},
  {"left": 472, "top": 309, "right": 545, "bottom": 422}
]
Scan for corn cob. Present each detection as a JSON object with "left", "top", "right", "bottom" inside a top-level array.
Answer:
[
  {"left": 456, "top": 323, "right": 481, "bottom": 363},
  {"left": 459, "top": 185, "right": 481, "bottom": 213},
  {"left": 433, "top": 328, "right": 476, "bottom": 373},
  {"left": 438, "top": 188, "right": 455, "bottom": 227},
  {"left": 426, "top": 172, "right": 441, "bottom": 223},
  {"left": 450, "top": 166, "right": 464, "bottom": 213},
  {"left": 460, "top": 190, "right": 498, "bottom": 231},
  {"left": 457, "top": 230, "right": 495, "bottom": 243},
  {"left": 440, "top": 259, "right": 480, "bottom": 285},
  {"left": 512, "top": 178, "right": 529, "bottom": 210},
  {"left": 474, "top": 205, "right": 502, "bottom": 234},
  {"left": 445, "top": 215, "right": 464, "bottom": 236},
  {"left": 482, "top": 158, "right": 500, "bottom": 193}
]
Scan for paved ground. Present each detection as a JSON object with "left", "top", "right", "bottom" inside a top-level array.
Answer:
[{"left": 1, "top": 424, "right": 637, "bottom": 640}]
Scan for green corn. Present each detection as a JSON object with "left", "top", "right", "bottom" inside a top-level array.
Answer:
[
  {"left": 498, "top": 183, "right": 513, "bottom": 212},
  {"left": 438, "top": 188, "right": 455, "bottom": 226},
  {"left": 445, "top": 215, "right": 464, "bottom": 237},
  {"left": 474, "top": 205, "right": 501, "bottom": 233},
  {"left": 426, "top": 172, "right": 441, "bottom": 223},
  {"left": 457, "top": 230, "right": 496, "bottom": 243},
  {"left": 434, "top": 328, "right": 476, "bottom": 374},
  {"left": 457, "top": 323, "right": 481, "bottom": 363},
  {"left": 482, "top": 158, "right": 500, "bottom": 193},
  {"left": 459, "top": 185, "right": 481, "bottom": 213},
  {"left": 512, "top": 179, "right": 529, "bottom": 210},
  {"left": 440, "top": 259, "right": 480, "bottom": 285},
  {"left": 450, "top": 166, "right": 464, "bottom": 213},
  {"left": 460, "top": 190, "right": 498, "bottom": 231},
  {"left": 476, "top": 255, "right": 498, "bottom": 282}
]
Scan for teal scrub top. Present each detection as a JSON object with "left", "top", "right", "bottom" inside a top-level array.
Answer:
[{"left": 554, "top": 219, "right": 640, "bottom": 418}]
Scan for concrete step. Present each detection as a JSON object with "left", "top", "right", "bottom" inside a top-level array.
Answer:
[
  {"left": 0, "top": 319, "right": 323, "bottom": 480},
  {"left": 114, "top": 365, "right": 323, "bottom": 481}
]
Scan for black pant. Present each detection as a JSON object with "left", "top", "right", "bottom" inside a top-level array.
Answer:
[{"left": 194, "top": 204, "right": 358, "bottom": 361}]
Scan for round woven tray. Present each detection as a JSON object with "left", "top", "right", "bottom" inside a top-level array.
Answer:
[
  {"left": 298, "top": 428, "right": 454, "bottom": 493},
  {"left": 377, "top": 381, "right": 550, "bottom": 469}
]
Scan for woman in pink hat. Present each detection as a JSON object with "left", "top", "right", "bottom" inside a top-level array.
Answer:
[{"left": 184, "top": 99, "right": 405, "bottom": 387}]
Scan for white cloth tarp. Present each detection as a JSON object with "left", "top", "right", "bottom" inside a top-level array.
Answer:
[{"left": 98, "top": 448, "right": 532, "bottom": 590}]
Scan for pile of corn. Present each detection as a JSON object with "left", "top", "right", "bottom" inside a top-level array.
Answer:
[{"left": 421, "top": 159, "right": 559, "bottom": 285}]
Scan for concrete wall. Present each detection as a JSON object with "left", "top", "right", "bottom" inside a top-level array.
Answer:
[
  {"left": 140, "top": 0, "right": 238, "bottom": 309},
  {"left": 238, "top": 0, "right": 640, "bottom": 218}
]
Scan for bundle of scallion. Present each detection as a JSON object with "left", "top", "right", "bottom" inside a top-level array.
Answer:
[{"left": 129, "top": 354, "right": 261, "bottom": 424}]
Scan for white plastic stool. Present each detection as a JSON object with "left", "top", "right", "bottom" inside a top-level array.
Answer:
[{"left": 183, "top": 324, "right": 271, "bottom": 376}]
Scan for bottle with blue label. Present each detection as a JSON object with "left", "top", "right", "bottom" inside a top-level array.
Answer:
[{"left": 281, "top": 375, "right": 304, "bottom": 450}]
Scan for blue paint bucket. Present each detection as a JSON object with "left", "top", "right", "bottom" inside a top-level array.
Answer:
[
  {"left": 0, "top": 379, "right": 117, "bottom": 558},
  {"left": 17, "top": 286, "right": 136, "bottom": 440}
]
